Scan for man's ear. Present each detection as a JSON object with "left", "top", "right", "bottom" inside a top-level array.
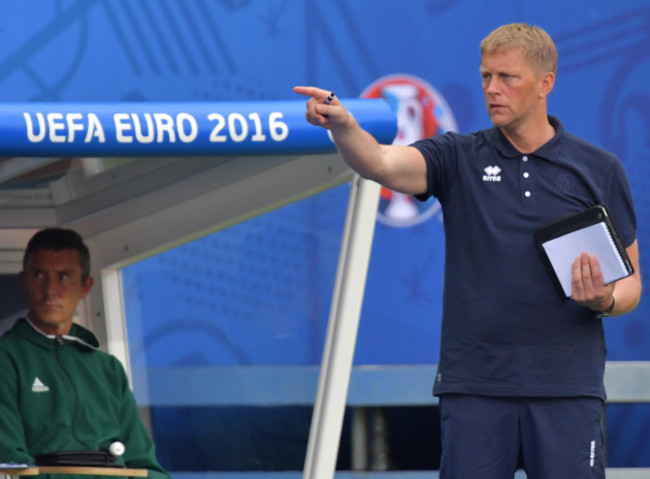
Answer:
[
  {"left": 539, "top": 71, "right": 555, "bottom": 99},
  {"left": 81, "top": 276, "right": 94, "bottom": 298}
]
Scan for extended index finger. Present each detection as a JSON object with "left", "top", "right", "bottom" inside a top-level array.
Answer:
[{"left": 293, "top": 86, "right": 328, "bottom": 99}]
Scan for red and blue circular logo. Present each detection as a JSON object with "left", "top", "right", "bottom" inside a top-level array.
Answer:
[{"left": 361, "top": 74, "right": 457, "bottom": 227}]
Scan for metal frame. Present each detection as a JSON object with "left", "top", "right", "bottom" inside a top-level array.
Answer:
[{"left": 303, "top": 175, "right": 381, "bottom": 479}]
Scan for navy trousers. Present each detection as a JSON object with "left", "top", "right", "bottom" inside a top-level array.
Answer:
[{"left": 438, "top": 395, "right": 605, "bottom": 479}]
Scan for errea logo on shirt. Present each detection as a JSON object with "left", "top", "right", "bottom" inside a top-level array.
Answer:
[
  {"left": 483, "top": 165, "right": 502, "bottom": 182},
  {"left": 31, "top": 377, "right": 50, "bottom": 393}
]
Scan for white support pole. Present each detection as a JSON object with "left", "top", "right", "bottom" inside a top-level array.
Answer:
[
  {"left": 100, "top": 267, "right": 132, "bottom": 381},
  {"left": 303, "top": 174, "right": 381, "bottom": 479}
]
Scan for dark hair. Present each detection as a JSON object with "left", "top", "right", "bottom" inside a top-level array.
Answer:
[{"left": 23, "top": 228, "right": 91, "bottom": 280}]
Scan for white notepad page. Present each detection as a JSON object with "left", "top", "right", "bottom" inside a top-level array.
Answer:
[{"left": 541, "top": 222, "right": 629, "bottom": 297}]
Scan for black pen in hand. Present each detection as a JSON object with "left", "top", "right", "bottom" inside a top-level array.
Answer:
[{"left": 324, "top": 92, "right": 335, "bottom": 105}]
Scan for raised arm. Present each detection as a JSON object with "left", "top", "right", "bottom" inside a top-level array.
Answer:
[{"left": 294, "top": 86, "right": 428, "bottom": 195}]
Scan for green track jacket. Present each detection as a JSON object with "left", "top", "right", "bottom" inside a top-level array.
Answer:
[{"left": 0, "top": 318, "right": 170, "bottom": 479}]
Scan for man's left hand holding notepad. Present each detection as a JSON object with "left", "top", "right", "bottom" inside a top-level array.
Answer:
[
  {"left": 534, "top": 204, "right": 640, "bottom": 317},
  {"left": 571, "top": 251, "right": 617, "bottom": 315}
]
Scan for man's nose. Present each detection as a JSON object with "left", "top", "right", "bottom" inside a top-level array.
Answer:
[
  {"left": 42, "top": 275, "right": 57, "bottom": 295},
  {"left": 485, "top": 77, "right": 501, "bottom": 94}
]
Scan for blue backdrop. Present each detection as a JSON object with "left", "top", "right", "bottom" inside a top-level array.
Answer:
[{"left": 2, "top": 0, "right": 649, "bottom": 469}]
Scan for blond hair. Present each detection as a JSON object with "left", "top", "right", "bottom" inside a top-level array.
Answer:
[{"left": 480, "top": 23, "right": 558, "bottom": 75}]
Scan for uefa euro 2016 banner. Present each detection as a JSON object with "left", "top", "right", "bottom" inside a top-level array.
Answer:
[{"left": 0, "top": 100, "right": 396, "bottom": 157}]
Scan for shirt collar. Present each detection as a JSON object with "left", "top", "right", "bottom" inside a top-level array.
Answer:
[
  {"left": 24, "top": 316, "right": 99, "bottom": 350},
  {"left": 490, "top": 115, "right": 564, "bottom": 161}
]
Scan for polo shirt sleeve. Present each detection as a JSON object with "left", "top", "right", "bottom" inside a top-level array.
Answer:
[
  {"left": 604, "top": 156, "right": 637, "bottom": 248},
  {"left": 410, "top": 132, "right": 460, "bottom": 202}
]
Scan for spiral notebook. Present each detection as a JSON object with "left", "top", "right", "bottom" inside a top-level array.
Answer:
[{"left": 534, "top": 205, "right": 634, "bottom": 298}]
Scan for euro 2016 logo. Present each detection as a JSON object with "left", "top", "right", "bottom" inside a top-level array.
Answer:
[{"left": 361, "top": 75, "right": 457, "bottom": 227}]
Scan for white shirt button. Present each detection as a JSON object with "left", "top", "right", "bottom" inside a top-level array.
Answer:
[
  {"left": 522, "top": 156, "right": 529, "bottom": 162},
  {"left": 525, "top": 191, "right": 531, "bottom": 197},
  {"left": 523, "top": 172, "right": 530, "bottom": 178}
]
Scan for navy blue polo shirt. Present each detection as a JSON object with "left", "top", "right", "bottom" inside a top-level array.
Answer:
[{"left": 411, "top": 116, "right": 636, "bottom": 400}]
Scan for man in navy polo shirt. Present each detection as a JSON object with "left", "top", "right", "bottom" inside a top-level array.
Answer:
[{"left": 295, "top": 23, "right": 642, "bottom": 479}]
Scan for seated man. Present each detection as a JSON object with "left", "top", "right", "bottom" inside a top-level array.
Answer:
[{"left": 0, "top": 228, "right": 170, "bottom": 479}]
